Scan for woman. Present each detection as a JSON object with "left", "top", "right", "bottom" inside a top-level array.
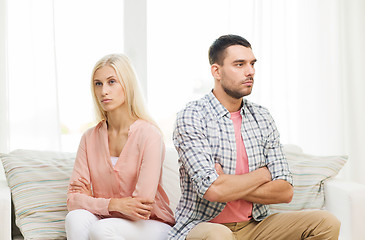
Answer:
[{"left": 65, "top": 54, "right": 174, "bottom": 240}]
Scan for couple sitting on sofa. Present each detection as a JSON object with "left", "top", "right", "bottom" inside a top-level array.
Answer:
[{"left": 66, "top": 35, "right": 340, "bottom": 240}]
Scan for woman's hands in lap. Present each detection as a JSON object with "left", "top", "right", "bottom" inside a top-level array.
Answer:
[
  {"left": 108, "top": 197, "right": 154, "bottom": 221},
  {"left": 69, "top": 177, "right": 154, "bottom": 221}
]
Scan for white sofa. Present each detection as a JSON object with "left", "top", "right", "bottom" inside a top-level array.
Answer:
[{"left": 1, "top": 146, "right": 365, "bottom": 240}]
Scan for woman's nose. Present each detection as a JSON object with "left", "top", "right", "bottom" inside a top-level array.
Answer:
[{"left": 102, "top": 85, "right": 109, "bottom": 95}]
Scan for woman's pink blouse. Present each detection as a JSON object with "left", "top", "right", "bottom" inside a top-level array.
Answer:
[{"left": 67, "top": 119, "right": 175, "bottom": 225}]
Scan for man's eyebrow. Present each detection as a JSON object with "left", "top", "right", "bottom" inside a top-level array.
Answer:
[{"left": 232, "top": 59, "right": 257, "bottom": 63}]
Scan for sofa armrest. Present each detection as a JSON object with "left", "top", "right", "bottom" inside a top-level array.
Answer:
[
  {"left": 0, "top": 162, "right": 11, "bottom": 240},
  {"left": 325, "top": 178, "right": 365, "bottom": 240}
]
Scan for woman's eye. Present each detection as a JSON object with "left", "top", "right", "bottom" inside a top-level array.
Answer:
[
  {"left": 95, "top": 82, "right": 102, "bottom": 86},
  {"left": 109, "top": 80, "right": 116, "bottom": 84}
]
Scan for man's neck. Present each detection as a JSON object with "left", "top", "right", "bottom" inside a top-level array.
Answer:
[{"left": 212, "top": 89, "right": 243, "bottom": 112}]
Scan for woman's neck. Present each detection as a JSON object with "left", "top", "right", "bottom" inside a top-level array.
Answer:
[{"left": 106, "top": 107, "right": 136, "bottom": 134}]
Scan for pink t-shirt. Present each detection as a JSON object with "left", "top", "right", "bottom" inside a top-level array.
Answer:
[
  {"left": 210, "top": 111, "right": 252, "bottom": 223},
  {"left": 67, "top": 119, "right": 175, "bottom": 225}
]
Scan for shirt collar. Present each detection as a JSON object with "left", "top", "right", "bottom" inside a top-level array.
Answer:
[{"left": 206, "top": 91, "right": 248, "bottom": 118}]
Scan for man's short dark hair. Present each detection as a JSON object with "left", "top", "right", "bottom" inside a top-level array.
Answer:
[{"left": 208, "top": 35, "right": 252, "bottom": 65}]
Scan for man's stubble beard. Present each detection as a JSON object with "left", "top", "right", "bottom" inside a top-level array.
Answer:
[{"left": 222, "top": 82, "right": 253, "bottom": 99}]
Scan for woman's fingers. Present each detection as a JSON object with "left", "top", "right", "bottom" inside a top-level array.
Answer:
[
  {"left": 78, "top": 177, "right": 88, "bottom": 184},
  {"left": 136, "top": 208, "right": 151, "bottom": 218},
  {"left": 137, "top": 201, "right": 154, "bottom": 210},
  {"left": 129, "top": 198, "right": 154, "bottom": 220},
  {"left": 108, "top": 197, "right": 155, "bottom": 221},
  {"left": 130, "top": 212, "right": 149, "bottom": 221},
  {"left": 132, "top": 206, "right": 152, "bottom": 220},
  {"left": 137, "top": 197, "right": 155, "bottom": 205},
  {"left": 70, "top": 181, "right": 84, "bottom": 188},
  {"left": 69, "top": 178, "right": 92, "bottom": 196},
  {"left": 78, "top": 177, "right": 91, "bottom": 189},
  {"left": 69, "top": 181, "right": 83, "bottom": 191}
]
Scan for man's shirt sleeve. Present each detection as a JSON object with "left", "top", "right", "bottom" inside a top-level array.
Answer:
[
  {"left": 173, "top": 106, "right": 219, "bottom": 198},
  {"left": 262, "top": 110, "right": 293, "bottom": 185}
]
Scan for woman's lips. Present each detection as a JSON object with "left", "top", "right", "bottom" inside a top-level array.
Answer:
[{"left": 101, "top": 99, "right": 112, "bottom": 103}]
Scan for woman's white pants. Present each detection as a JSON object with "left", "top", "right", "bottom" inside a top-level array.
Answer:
[{"left": 65, "top": 209, "right": 171, "bottom": 240}]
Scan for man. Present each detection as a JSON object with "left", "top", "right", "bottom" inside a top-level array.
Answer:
[{"left": 169, "top": 35, "right": 340, "bottom": 240}]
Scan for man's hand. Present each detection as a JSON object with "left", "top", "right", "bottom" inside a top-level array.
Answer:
[
  {"left": 215, "top": 163, "right": 224, "bottom": 175},
  {"left": 215, "top": 163, "right": 271, "bottom": 181},
  {"left": 108, "top": 197, "right": 154, "bottom": 221},
  {"left": 256, "top": 166, "right": 272, "bottom": 182},
  {"left": 69, "top": 177, "right": 93, "bottom": 196}
]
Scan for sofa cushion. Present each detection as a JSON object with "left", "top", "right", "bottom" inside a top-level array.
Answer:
[
  {"left": 162, "top": 147, "right": 181, "bottom": 211},
  {"left": 0, "top": 150, "right": 75, "bottom": 240},
  {"left": 269, "top": 145, "right": 348, "bottom": 213},
  {"left": 0, "top": 145, "right": 348, "bottom": 239}
]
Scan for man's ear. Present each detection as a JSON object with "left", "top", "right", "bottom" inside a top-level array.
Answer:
[{"left": 211, "top": 63, "right": 221, "bottom": 80}]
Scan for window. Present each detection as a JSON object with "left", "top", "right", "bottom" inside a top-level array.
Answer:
[
  {"left": 147, "top": 0, "right": 256, "bottom": 146},
  {"left": 7, "top": 0, "right": 124, "bottom": 152},
  {"left": 54, "top": 0, "right": 124, "bottom": 152}
]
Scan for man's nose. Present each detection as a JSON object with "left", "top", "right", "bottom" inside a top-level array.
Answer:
[{"left": 245, "top": 65, "right": 255, "bottom": 76}]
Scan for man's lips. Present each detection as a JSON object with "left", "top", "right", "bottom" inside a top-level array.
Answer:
[{"left": 243, "top": 80, "right": 253, "bottom": 86}]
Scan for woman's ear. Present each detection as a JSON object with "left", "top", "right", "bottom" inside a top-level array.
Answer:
[{"left": 211, "top": 63, "right": 221, "bottom": 80}]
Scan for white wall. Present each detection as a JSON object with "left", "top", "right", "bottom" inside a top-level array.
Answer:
[
  {"left": 0, "top": 0, "right": 9, "bottom": 153},
  {"left": 341, "top": 0, "right": 365, "bottom": 184},
  {"left": 124, "top": 0, "right": 148, "bottom": 98}
]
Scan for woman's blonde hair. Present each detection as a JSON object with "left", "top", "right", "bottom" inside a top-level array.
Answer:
[{"left": 91, "top": 53, "right": 158, "bottom": 128}]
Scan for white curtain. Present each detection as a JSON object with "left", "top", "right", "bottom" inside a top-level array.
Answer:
[
  {"left": 249, "top": 0, "right": 346, "bottom": 154},
  {"left": 1, "top": 0, "right": 364, "bottom": 184},
  {"left": 2, "top": 0, "right": 124, "bottom": 153},
  {"left": 340, "top": 0, "right": 365, "bottom": 184},
  {"left": 147, "top": 0, "right": 365, "bottom": 184},
  {"left": 247, "top": 0, "right": 365, "bottom": 184},
  {"left": 7, "top": 0, "right": 61, "bottom": 151}
]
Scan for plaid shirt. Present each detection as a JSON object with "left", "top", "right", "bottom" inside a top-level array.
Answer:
[{"left": 168, "top": 92, "right": 292, "bottom": 240}]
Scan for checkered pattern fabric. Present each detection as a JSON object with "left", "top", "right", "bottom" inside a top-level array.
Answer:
[{"left": 168, "top": 92, "right": 292, "bottom": 240}]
